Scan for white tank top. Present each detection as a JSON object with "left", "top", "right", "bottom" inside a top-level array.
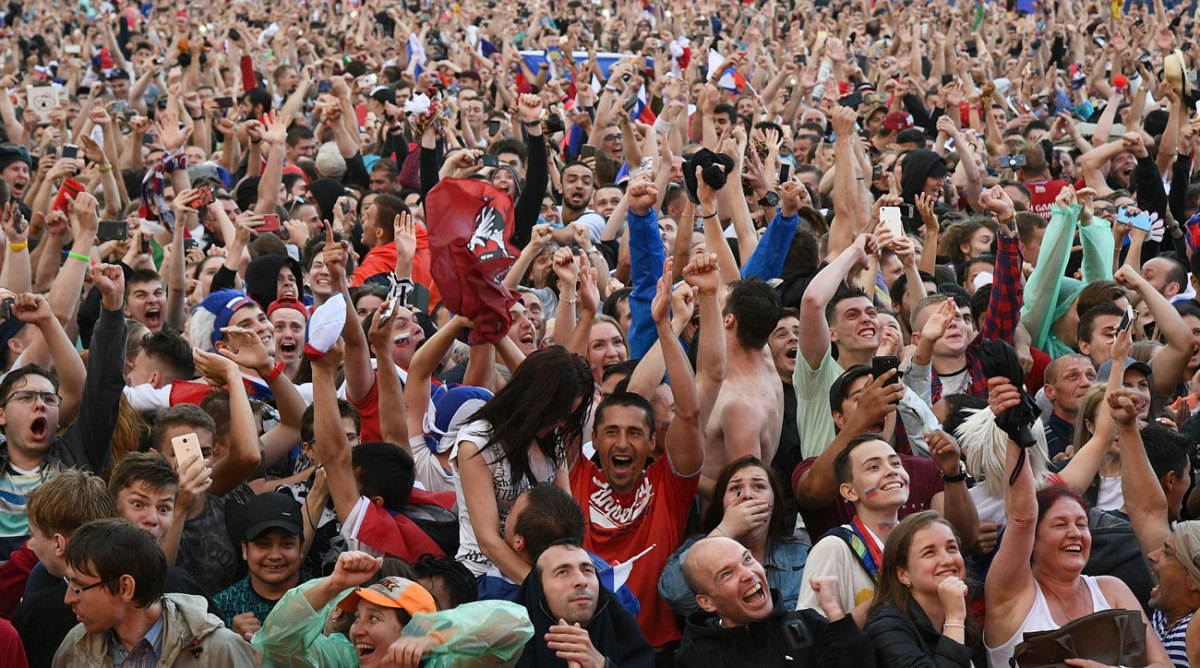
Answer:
[{"left": 986, "top": 575, "right": 1111, "bottom": 668}]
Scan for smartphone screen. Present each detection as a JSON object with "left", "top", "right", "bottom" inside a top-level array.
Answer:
[
  {"left": 97, "top": 220, "right": 129, "bottom": 241},
  {"left": 779, "top": 163, "right": 791, "bottom": 183}
]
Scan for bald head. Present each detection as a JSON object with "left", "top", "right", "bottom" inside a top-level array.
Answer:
[{"left": 682, "top": 536, "right": 773, "bottom": 627}]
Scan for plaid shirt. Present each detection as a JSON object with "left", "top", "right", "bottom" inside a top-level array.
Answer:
[{"left": 930, "top": 235, "right": 1023, "bottom": 403}]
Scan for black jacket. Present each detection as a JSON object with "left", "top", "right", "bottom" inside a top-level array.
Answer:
[
  {"left": 674, "top": 590, "right": 874, "bottom": 668},
  {"left": 864, "top": 598, "right": 985, "bottom": 668},
  {"left": 513, "top": 563, "right": 654, "bottom": 668}
]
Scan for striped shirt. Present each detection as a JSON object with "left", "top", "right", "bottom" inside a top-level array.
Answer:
[
  {"left": 1151, "top": 608, "right": 1192, "bottom": 668},
  {"left": 0, "top": 464, "right": 51, "bottom": 558}
]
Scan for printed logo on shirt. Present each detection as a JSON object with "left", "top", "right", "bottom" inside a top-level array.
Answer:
[{"left": 588, "top": 475, "right": 653, "bottom": 529}]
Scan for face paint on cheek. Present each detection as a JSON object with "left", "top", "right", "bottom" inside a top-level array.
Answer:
[{"left": 864, "top": 487, "right": 879, "bottom": 498}]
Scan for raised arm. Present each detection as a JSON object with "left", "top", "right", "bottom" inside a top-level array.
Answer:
[
  {"left": 983, "top": 379, "right": 1037, "bottom": 627},
  {"left": 310, "top": 341, "right": 362, "bottom": 525},
  {"left": 367, "top": 303, "right": 407, "bottom": 449},
  {"left": 195, "top": 341, "right": 262, "bottom": 495},
  {"left": 405, "top": 316, "right": 473, "bottom": 451},
  {"left": 652, "top": 259, "right": 702, "bottom": 477},
  {"left": 1112, "top": 386, "right": 1169, "bottom": 560},
  {"left": 798, "top": 235, "right": 875, "bottom": 368}
]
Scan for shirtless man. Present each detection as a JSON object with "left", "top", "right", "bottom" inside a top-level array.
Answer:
[{"left": 687, "top": 174, "right": 784, "bottom": 485}]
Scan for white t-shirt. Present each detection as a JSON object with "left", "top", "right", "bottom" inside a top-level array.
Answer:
[
  {"left": 408, "top": 435, "right": 457, "bottom": 505},
  {"left": 450, "top": 419, "right": 562, "bottom": 576}
]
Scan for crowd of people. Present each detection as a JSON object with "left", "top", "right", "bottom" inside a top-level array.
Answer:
[{"left": 2, "top": 0, "right": 1200, "bottom": 666}]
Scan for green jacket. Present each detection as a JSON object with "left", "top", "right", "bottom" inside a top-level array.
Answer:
[
  {"left": 1019, "top": 203, "right": 1114, "bottom": 358},
  {"left": 253, "top": 580, "right": 533, "bottom": 667}
]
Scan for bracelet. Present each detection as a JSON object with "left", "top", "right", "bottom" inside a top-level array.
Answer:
[
  {"left": 7, "top": 240, "right": 27, "bottom": 252},
  {"left": 701, "top": 210, "right": 719, "bottom": 219},
  {"left": 250, "top": 139, "right": 261, "bottom": 145},
  {"left": 560, "top": 295, "right": 578, "bottom": 305},
  {"left": 189, "top": 114, "right": 202, "bottom": 120},
  {"left": 997, "top": 213, "right": 1015, "bottom": 226},
  {"left": 98, "top": 164, "right": 113, "bottom": 173},
  {"left": 942, "top": 623, "right": 965, "bottom": 630},
  {"left": 523, "top": 120, "right": 541, "bottom": 127},
  {"left": 261, "top": 361, "right": 287, "bottom": 383},
  {"left": 604, "top": 87, "right": 619, "bottom": 93},
  {"left": 67, "top": 251, "right": 90, "bottom": 262}
]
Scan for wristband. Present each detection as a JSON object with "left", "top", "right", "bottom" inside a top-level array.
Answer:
[
  {"left": 997, "top": 213, "right": 1015, "bottom": 226},
  {"left": 261, "top": 361, "right": 287, "bottom": 383},
  {"left": 98, "top": 164, "right": 113, "bottom": 173},
  {"left": 941, "top": 470, "right": 969, "bottom": 483},
  {"left": 7, "top": 240, "right": 27, "bottom": 252},
  {"left": 68, "top": 251, "right": 90, "bottom": 262},
  {"left": 701, "top": 210, "right": 719, "bottom": 219},
  {"left": 560, "top": 295, "right": 578, "bottom": 305}
]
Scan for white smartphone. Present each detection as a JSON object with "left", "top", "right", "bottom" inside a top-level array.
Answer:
[
  {"left": 171, "top": 432, "right": 204, "bottom": 467},
  {"left": 880, "top": 206, "right": 904, "bottom": 239}
]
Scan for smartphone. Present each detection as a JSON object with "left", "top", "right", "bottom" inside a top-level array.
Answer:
[
  {"left": 488, "top": 119, "right": 501, "bottom": 135},
  {"left": 964, "top": 39, "right": 978, "bottom": 56},
  {"left": 880, "top": 206, "right": 904, "bottom": 239},
  {"left": 639, "top": 157, "right": 654, "bottom": 174},
  {"left": 171, "top": 432, "right": 204, "bottom": 466},
  {"left": 1117, "top": 308, "right": 1138, "bottom": 333},
  {"left": 477, "top": 154, "right": 500, "bottom": 168},
  {"left": 899, "top": 203, "right": 915, "bottom": 218},
  {"left": 183, "top": 238, "right": 199, "bottom": 252},
  {"left": 838, "top": 91, "right": 864, "bottom": 107},
  {"left": 1130, "top": 211, "right": 1153, "bottom": 231},
  {"left": 779, "top": 163, "right": 791, "bottom": 183},
  {"left": 97, "top": 220, "right": 129, "bottom": 241},
  {"left": 257, "top": 214, "right": 281, "bottom": 232},
  {"left": 793, "top": 54, "right": 805, "bottom": 65},
  {"left": 0, "top": 299, "right": 13, "bottom": 320},
  {"left": 215, "top": 96, "right": 234, "bottom": 109},
  {"left": 380, "top": 297, "right": 398, "bottom": 322},
  {"left": 317, "top": 79, "right": 332, "bottom": 93},
  {"left": 64, "top": 44, "right": 81, "bottom": 55},
  {"left": 61, "top": 143, "right": 78, "bottom": 160},
  {"left": 872, "top": 355, "right": 901, "bottom": 387},
  {"left": 998, "top": 153, "right": 1027, "bottom": 169},
  {"left": 190, "top": 185, "right": 214, "bottom": 209},
  {"left": 580, "top": 144, "right": 596, "bottom": 159},
  {"left": 623, "top": 96, "right": 639, "bottom": 114}
]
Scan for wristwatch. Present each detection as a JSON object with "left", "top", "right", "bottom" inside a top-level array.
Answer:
[
  {"left": 758, "top": 191, "right": 780, "bottom": 208},
  {"left": 941, "top": 460, "right": 970, "bottom": 484}
]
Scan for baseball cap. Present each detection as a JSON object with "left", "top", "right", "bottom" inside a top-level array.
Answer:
[
  {"left": 267, "top": 296, "right": 310, "bottom": 322},
  {"left": 337, "top": 576, "right": 437, "bottom": 616},
  {"left": 241, "top": 492, "right": 302, "bottom": 541},
  {"left": 1096, "top": 357, "right": 1153, "bottom": 383},
  {"left": 883, "top": 110, "right": 915, "bottom": 133},
  {"left": 861, "top": 104, "right": 887, "bottom": 122}
]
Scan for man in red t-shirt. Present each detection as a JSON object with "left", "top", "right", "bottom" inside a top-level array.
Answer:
[
  {"left": 570, "top": 266, "right": 703, "bottom": 654},
  {"left": 1018, "top": 145, "right": 1068, "bottom": 221}
]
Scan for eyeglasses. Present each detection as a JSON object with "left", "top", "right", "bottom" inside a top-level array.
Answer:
[
  {"left": 3, "top": 390, "right": 61, "bottom": 407},
  {"left": 1093, "top": 206, "right": 1116, "bottom": 215},
  {"left": 63, "top": 576, "right": 113, "bottom": 596}
]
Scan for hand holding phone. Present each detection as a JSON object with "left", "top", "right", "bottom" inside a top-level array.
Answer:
[
  {"left": 171, "top": 432, "right": 205, "bottom": 467},
  {"left": 872, "top": 356, "right": 901, "bottom": 390},
  {"left": 257, "top": 214, "right": 281, "bottom": 232}
]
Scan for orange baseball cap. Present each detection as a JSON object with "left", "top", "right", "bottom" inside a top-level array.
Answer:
[{"left": 336, "top": 577, "right": 437, "bottom": 617}]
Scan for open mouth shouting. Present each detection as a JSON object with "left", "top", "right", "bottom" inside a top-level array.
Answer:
[
  {"left": 143, "top": 305, "right": 163, "bottom": 330},
  {"left": 742, "top": 580, "right": 768, "bottom": 608},
  {"left": 29, "top": 416, "right": 48, "bottom": 442},
  {"left": 278, "top": 339, "right": 299, "bottom": 359}
]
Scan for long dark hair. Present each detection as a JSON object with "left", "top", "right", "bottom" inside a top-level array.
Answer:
[
  {"left": 468, "top": 346, "right": 593, "bottom": 483},
  {"left": 703, "top": 456, "right": 794, "bottom": 544},
  {"left": 868, "top": 511, "right": 981, "bottom": 646}
]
